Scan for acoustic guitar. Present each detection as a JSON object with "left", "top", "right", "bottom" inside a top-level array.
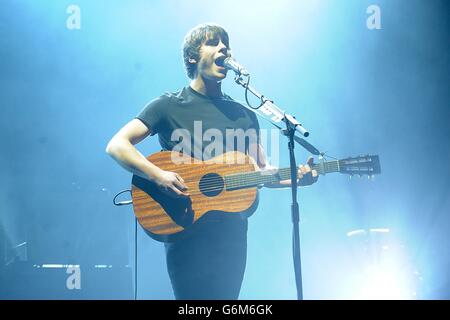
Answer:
[{"left": 131, "top": 151, "right": 381, "bottom": 242}]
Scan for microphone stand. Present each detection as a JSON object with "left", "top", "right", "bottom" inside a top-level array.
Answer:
[
  {"left": 285, "top": 125, "right": 303, "bottom": 300},
  {"left": 233, "top": 74, "right": 310, "bottom": 300}
]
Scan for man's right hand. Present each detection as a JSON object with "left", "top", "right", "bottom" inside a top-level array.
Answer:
[{"left": 154, "top": 170, "right": 190, "bottom": 198}]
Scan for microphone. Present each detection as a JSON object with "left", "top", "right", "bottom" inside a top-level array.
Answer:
[{"left": 224, "top": 57, "right": 250, "bottom": 76}]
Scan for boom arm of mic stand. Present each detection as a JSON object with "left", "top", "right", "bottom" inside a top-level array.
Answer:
[
  {"left": 292, "top": 136, "right": 321, "bottom": 156},
  {"left": 234, "top": 76, "right": 310, "bottom": 137}
]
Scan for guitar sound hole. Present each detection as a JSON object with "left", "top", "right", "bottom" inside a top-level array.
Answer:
[{"left": 199, "top": 173, "right": 224, "bottom": 197}]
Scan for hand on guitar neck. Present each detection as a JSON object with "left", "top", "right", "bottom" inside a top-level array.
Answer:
[{"left": 261, "top": 156, "right": 319, "bottom": 189}]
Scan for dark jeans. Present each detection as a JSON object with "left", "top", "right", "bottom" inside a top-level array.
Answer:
[{"left": 164, "top": 214, "right": 248, "bottom": 300}]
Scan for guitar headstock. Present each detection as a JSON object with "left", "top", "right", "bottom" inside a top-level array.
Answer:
[{"left": 339, "top": 155, "right": 381, "bottom": 177}]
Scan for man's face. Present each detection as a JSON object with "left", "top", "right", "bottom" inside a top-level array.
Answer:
[{"left": 194, "top": 36, "right": 230, "bottom": 82}]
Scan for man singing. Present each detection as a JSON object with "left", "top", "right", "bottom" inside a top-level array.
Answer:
[{"left": 106, "top": 23, "right": 318, "bottom": 299}]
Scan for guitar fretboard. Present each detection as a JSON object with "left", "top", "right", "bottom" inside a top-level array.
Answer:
[{"left": 224, "top": 160, "right": 341, "bottom": 190}]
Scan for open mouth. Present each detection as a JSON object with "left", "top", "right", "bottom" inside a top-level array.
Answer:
[{"left": 214, "top": 56, "right": 226, "bottom": 67}]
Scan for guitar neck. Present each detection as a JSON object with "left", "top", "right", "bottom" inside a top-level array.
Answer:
[{"left": 224, "top": 160, "right": 341, "bottom": 190}]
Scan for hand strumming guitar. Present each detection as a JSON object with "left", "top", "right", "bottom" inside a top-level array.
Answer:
[{"left": 154, "top": 170, "right": 190, "bottom": 198}]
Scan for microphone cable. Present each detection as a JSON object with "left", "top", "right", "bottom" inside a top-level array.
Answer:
[
  {"left": 134, "top": 215, "right": 138, "bottom": 300},
  {"left": 113, "top": 189, "right": 137, "bottom": 300}
]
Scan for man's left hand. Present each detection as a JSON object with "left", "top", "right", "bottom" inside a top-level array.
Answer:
[{"left": 298, "top": 156, "right": 319, "bottom": 186}]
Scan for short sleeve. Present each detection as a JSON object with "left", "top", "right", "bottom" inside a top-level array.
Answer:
[{"left": 135, "top": 95, "right": 170, "bottom": 135}]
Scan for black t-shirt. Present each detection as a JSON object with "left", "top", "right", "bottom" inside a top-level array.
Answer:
[
  {"left": 136, "top": 86, "right": 259, "bottom": 161},
  {"left": 136, "top": 86, "right": 260, "bottom": 240}
]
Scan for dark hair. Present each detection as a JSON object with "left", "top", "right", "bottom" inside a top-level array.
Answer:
[{"left": 182, "top": 23, "right": 230, "bottom": 79}]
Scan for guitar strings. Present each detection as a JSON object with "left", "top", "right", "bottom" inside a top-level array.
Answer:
[
  {"left": 184, "top": 162, "right": 341, "bottom": 191},
  {"left": 163, "top": 162, "right": 342, "bottom": 196},
  {"left": 192, "top": 161, "right": 341, "bottom": 189},
  {"left": 164, "top": 171, "right": 343, "bottom": 197}
]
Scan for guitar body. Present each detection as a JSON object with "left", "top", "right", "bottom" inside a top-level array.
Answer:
[{"left": 131, "top": 151, "right": 259, "bottom": 242}]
